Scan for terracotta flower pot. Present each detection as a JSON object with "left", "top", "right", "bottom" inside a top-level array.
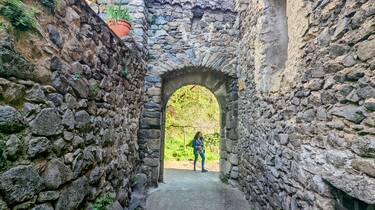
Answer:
[{"left": 107, "top": 20, "right": 131, "bottom": 38}]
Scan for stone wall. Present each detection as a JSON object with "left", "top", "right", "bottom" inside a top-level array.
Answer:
[
  {"left": 0, "top": 1, "right": 145, "bottom": 209},
  {"left": 138, "top": 0, "right": 240, "bottom": 184},
  {"left": 236, "top": 0, "right": 375, "bottom": 209}
]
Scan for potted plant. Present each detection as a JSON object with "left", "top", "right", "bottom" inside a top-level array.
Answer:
[{"left": 106, "top": 5, "right": 131, "bottom": 37}]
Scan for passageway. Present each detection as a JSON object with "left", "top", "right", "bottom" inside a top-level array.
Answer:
[{"left": 146, "top": 169, "right": 250, "bottom": 210}]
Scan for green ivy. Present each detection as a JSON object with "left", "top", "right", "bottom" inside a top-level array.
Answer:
[
  {"left": 39, "top": 0, "right": 56, "bottom": 9},
  {"left": 0, "top": 0, "right": 38, "bottom": 32},
  {"left": 93, "top": 193, "right": 115, "bottom": 210}
]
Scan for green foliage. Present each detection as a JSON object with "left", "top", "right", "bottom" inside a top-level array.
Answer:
[
  {"left": 203, "top": 132, "right": 220, "bottom": 153},
  {"left": 107, "top": 5, "right": 131, "bottom": 22},
  {"left": 0, "top": 0, "right": 38, "bottom": 32},
  {"left": 165, "top": 85, "right": 220, "bottom": 140},
  {"left": 165, "top": 137, "right": 219, "bottom": 161},
  {"left": 165, "top": 85, "right": 220, "bottom": 161},
  {"left": 0, "top": 21, "right": 5, "bottom": 30},
  {"left": 71, "top": 72, "right": 81, "bottom": 81},
  {"left": 93, "top": 193, "right": 115, "bottom": 210}
]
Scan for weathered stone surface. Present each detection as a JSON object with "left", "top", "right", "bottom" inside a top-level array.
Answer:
[
  {"left": 37, "top": 191, "right": 60, "bottom": 203},
  {"left": 330, "top": 105, "right": 367, "bottom": 123},
  {"left": 5, "top": 135, "right": 21, "bottom": 160},
  {"left": 0, "top": 106, "right": 25, "bottom": 133},
  {"left": 47, "top": 24, "right": 64, "bottom": 49},
  {"left": 0, "top": 1, "right": 145, "bottom": 209},
  {"left": 42, "top": 158, "right": 73, "bottom": 190},
  {"left": 65, "top": 93, "right": 78, "bottom": 109},
  {"left": 364, "top": 98, "right": 375, "bottom": 111},
  {"left": 2, "top": 82, "right": 25, "bottom": 105},
  {"left": 27, "top": 137, "right": 51, "bottom": 158},
  {"left": 143, "top": 158, "right": 159, "bottom": 167},
  {"left": 75, "top": 110, "right": 90, "bottom": 131},
  {"left": 31, "top": 203, "right": 54, "bottom": 210},
  {"left": 356, "top": 39, "right": 375, "bottom": 61},
  {"left": 0, "top": 166, "right": 44, "bottom": 205},
  {"left": 55, "top": 177, "right": 88, "bottom": 210},
  {"left": 30, "top": 108, "right": 63, "bottom": 136},
  {"left": 351, "top": 137, "right": 375, "bottom": 158},
  {"left": 62, "top": 109, "right": 75, "bottom": 130},
  {"left": 88, "top": 167, "right": 104, "bottom": 185},
  {"left": 0, "top": 36, "right": 35, "bottom": 80},
  {"left": 324, "top": 173, "right": 375, "bottom": 204},
  {"left": 25, "top": 85, "right": 47, "bottom": 103},
  {"left": 352, "top": 158, "right": 375, "bottom": 178},
  {"left": 109, "top": 201, "right": 124, "bottom": 210},
  {"left": 228, "top": 153, "right": 239, "bottom": 165}
]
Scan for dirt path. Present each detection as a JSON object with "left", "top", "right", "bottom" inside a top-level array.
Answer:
[
  {"left": 146, "top": 169, "right": 251, "bottom": 210},
  {"left": 164, "top": 160, "right": 220, "bottom": 172}
]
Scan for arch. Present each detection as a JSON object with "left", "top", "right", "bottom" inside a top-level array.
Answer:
[
  {"left": 138, "top": 66, "right": 239, "bottom": 185},
  {"left": 141, "top": 66, "right": 239, "bottom": 183}
]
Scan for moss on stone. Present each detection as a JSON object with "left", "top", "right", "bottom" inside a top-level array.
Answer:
[
  {"left": 0, "top": 136, "right": 7, "bottom": 171},
  {"left": 0, "top": 46, "right": 35, "bottom": 80}
]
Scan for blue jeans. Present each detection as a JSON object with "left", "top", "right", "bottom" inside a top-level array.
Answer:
[{"left": 194, "top": 150, "right": 205, "bottom": 171}]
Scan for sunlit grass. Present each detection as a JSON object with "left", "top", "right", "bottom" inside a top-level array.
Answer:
[{"left": 165, "top": 138, "right": 219, "bottom": 162}]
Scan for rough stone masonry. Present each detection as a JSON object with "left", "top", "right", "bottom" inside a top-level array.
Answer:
[
  {"left": 0, "top": 1, "right": 146, "bottom": 209},
  {"left": 0, "top": 0, "right": 374, "bottom": 209},
  {"left": 88, "top": 0, "right": 375, "bottom": 209}
]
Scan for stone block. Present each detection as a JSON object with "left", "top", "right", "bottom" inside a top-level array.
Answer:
[
  {"left": 55, "top": 177, "right": 88, "bottom": 210},
  {"left": 356, "top": 39, "right": 375, "bottom": 61},
  {"left": 351, "top": 136, "right": 375, "bottom": 158},
  {"left": 30, "top": 108, "right": 63, "bottom": 136},
  {"left": 139, "top": 129, "right": 161, "bottom": 139},
  {"left": 144, "top": 158, "right": 159, "bottom": 167},
  {"left": 352, "top": 158, "right": 375, "bottom": 178},
  {"left": 229, "top": 153, "right": 239, "bottom": 165},
  {"left": 0, "top": 166, "right": 44, "bottom": 205},
  {"left": 37, "top": 191, "right": 60, "bottom": 203},
  {"left": 0, "top": 105, "right": 25, "bottom": 133},
  {"left": 27, "top": 137, "right": 51, "bottom": 158},
  {"left": 329, "top": 105, "right": 367, "bottom": 124},
  {"left": 231, "top": 166, "right": 239, "bottom": 179},
  {"left": 42, "top": 158, "right": 73, "bottom": 190}
]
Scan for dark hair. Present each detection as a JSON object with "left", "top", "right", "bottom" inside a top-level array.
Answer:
[{"left": 194, "top": 131, "right": 202, "bottom": 140}]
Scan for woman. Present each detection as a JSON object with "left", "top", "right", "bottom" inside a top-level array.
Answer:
[{"left": 192, "top": 131, "right": 208, "bottom": 173}]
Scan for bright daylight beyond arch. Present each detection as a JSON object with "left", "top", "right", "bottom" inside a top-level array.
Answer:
[{"left": 164, "top": 85, "right": 221, "bottom": 171}]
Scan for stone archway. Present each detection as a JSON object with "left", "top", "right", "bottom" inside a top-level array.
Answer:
[{"left": 138, "top": 67, "right": 239, "bottom": 184}]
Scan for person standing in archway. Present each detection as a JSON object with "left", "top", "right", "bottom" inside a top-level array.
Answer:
[{"left": 192, "top": 132, "right": 208, "bottom": 173}]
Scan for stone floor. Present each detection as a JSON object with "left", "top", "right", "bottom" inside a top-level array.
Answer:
[{"left": 146, "top": 169, "right": 251, "bottom": 210}]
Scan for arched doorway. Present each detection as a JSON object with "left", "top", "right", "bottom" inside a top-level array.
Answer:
[
  {"left": 163, "top": 85, "right": 221, "bottom": 173},
  {"left": 159, "top": 68, "right": 239, "bottom": 182}
]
